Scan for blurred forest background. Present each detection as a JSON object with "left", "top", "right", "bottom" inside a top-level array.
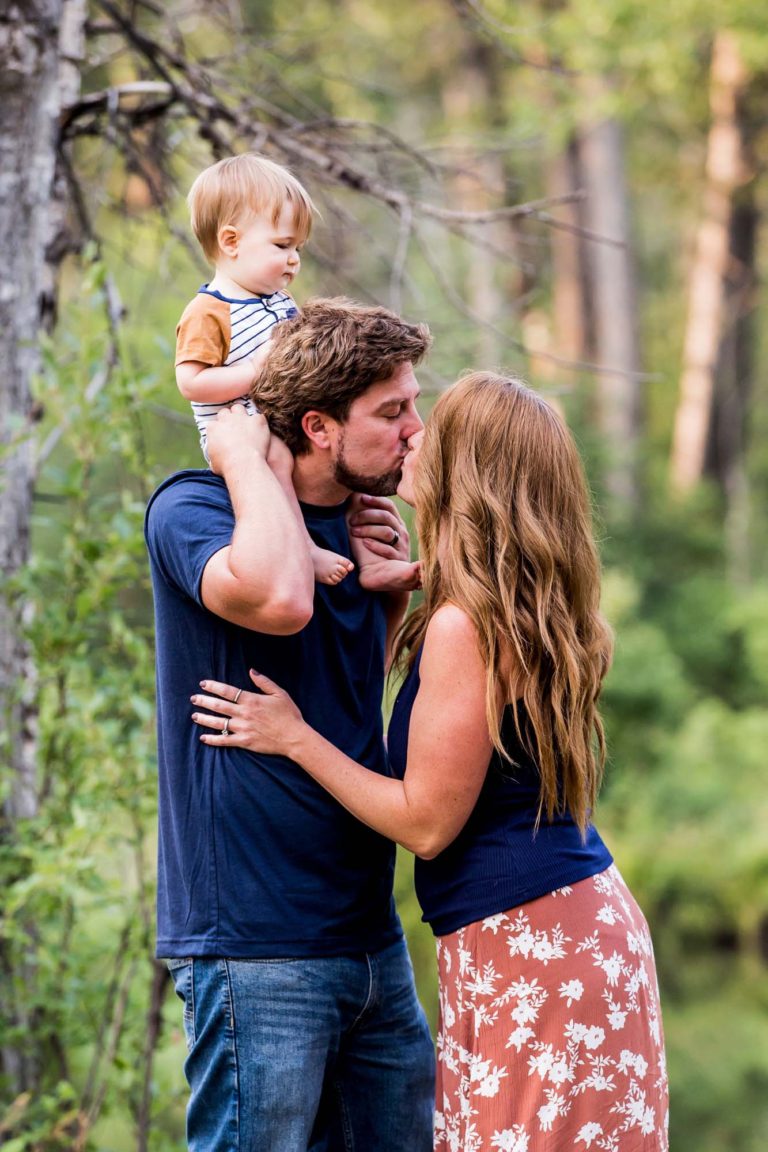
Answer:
[{"left": 2, "top": 1, "right": 768, "bottom": 1148}]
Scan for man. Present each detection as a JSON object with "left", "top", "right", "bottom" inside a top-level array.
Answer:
[{"left": 145, "top": 298, "right": 434, "bottom": 1151}]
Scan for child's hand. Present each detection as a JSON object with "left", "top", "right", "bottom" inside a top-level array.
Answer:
[{"left": 206, "top": 404, "right": 270, "bottom": 475}]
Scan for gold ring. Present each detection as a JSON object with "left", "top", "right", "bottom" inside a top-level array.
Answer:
[
  {"left": 222, "top": 719, "right": 230, "bottom": 737},
  {"left": 233, "top": 688, "right": 242, "bottom": 704}
]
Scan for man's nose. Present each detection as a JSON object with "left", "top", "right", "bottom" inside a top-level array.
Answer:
[{"left": 403, "top": 407, "right": 424, "bottom": 440}]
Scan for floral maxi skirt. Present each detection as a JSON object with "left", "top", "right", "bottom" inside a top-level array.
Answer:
[{"left": 434, "top": 865, "right": 669, "bottom": 1151}]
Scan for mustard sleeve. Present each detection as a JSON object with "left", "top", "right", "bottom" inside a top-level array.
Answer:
[{"left": 175, "top": 297, "right": 230, "bottom": 366}]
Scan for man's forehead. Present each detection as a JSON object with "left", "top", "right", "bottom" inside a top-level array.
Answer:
[{"left": 356, "top": 362, "right": 419, "bottom": 407}]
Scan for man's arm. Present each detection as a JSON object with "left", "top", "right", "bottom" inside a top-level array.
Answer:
[{"left": 201, "top": 405, "right": 315, "bottom": 634}]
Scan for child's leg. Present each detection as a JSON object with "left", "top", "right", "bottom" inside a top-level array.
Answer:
[{"left": 267, "top": 436, "right": 354, "bottom": 586}]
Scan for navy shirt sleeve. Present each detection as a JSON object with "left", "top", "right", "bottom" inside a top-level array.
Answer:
[{"left": 145, "top": 469, "right": 234, "bottom": 606}]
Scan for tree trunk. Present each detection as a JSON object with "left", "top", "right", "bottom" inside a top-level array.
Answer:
[
  {"left": 579, "top": 97, "right": 642, "bottom": 513},
  {"left": 546, "top": 134, "right": 594, "bottom": 365},
  {"left": 709, "top": 193, "right": 757, "bottom": 584},
  {"left": 441, "top": 30, "right": 508, "bottom": 365},
  {"left": 670, "top": 31, "right": 750, "bottom": 495},
  {"left": 0, "top": 0, "right": 87, "bottom": 1096},
  {"left": 0, "top": 1, "right": 63, "bottom": 823}
]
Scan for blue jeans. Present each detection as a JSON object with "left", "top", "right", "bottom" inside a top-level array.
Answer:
[{"left": 168, "top": 938, "right": 435, "bottom": 1151}]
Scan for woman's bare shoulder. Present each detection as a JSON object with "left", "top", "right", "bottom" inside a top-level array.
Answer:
[{"left": 421, "top": 603, "right": 484, "bottom": 678}]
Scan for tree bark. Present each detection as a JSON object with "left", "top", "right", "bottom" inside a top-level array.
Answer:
[
  {"left": 0, "top": 0, "right": 62, "bottom": 1094},
  {"left": 579, "top": 96, "right": 642, "bottom": 512},
  {"left": 0, "top": 0, "right": 64, "bottom": 824},
  {"left": 546, "top": 134, "right": 594, "bottom": 365},
  {"left": 441, "top": 29, "right": 509, "bottom": 365},
  {"left": 670, "top": 31, "right": 750, "bottom": 495},
  {"left": 709, "top": 193, "right": 757, "bottom": 584},
  {"left": 0, "top": 0, "right": 87, "bottom": 1096}
]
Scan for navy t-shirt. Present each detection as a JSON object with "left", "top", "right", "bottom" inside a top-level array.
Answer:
[
  {"left": 388, "top": 647, "right": 613, "bottom": 936},
  {"left": 145, "top": 469, "right": 402, "bottom": 958}
]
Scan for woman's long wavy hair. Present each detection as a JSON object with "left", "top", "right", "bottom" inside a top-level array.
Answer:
[{"left": 394, "top": 372, "right": 613, "bottom": 834}]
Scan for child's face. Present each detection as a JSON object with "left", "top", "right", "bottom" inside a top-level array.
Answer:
[{"left": 226, "top": 203, "right": 304, "bottom": 296}]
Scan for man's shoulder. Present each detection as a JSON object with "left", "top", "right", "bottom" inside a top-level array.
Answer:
[{"left": 145, "top": 469, "right": 228, "bottom": 528}]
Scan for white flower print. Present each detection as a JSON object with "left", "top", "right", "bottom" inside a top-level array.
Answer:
[
  {"left": 483, "top": 912, "right": 509, "bottom": 934},
  {"left": 508, "top": 917, "right": 570, "bottom": 966},
  {"left": 473, "top": 1003, "right": 500, "bottom": 1036},
  {"left": 434, "top": 865, "right": 667, "bottom": 1152},
  {"left": 536, "top": 1089, "right": 569, "bottom": 1132},
  {"left": 491, "top": 1125, "right": 530, "bottom": 1151},
  {"left": 583, "top": 1025, "right": 606, "bottom": 1050},
  {"left": 495, "top": 976, "right": 547, "bottom": 1010},
  {"left": 603, "top": 992, "right": 628, "bottom": 1031},
  {"left": 595, "top": 904, "right": 620, "bottom": 926},
  {"left": 559, "top": 978, "right": 584, "bottom": 1006},
  {"left": 576, "top": 931, "right": 601, "bottom": 954},
  {"left": 565, "top": 1020, "right": 589, "bottom": 1044},
  {"left": 458, "top": 944, "right": 474, "bottom": 976},
  {"left": 474, "top": 1066, "right": 509, "bottom": 1097},
  {"left": 466, "top": 963, "right": 501, "bottom": 998},
  {"left": 593, "top": 871, "right": 615, "bottom": 896},
  {"left": 467, "top": 1055, "right": 492, "bottom": 1083},
  {"left": 506, "top": 1024, "right": 536, "bottom": 1052},
  {"left": 527, "top": 1044, "right": 556, "bottom": 1080},
  {"left": 511, "top": 997, "right": 541, "bottom": 1027},
  {"left": 573, "top": 1055, "right": 617, "bottom": 1095},
  {"left": 600, "top": 951, "right": 625, "bottom": 986},
  {"left": 616, "top": 1050, "right": 648, "bottom": 1079},
  {"left": 532, "top": 925, "right": 570, "bottom": 964},
  {"left": 575, "top": 1122, "right": 603, "bottom": 1147},
  {"left": 507, "top": 916, "right": 537, "bottom": 958}
]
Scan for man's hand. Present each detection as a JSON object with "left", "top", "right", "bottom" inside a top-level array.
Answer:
[
  {"left": 347, "top": 494, "right": 410, "bottom": 561},
  {"left": 206, "top": 404, "right": 271, "bottom": 476}
]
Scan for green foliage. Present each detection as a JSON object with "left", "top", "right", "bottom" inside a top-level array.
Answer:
[
  {"left": 1, "top": 259, "right": 172, "bottom": 1146},
  {"left": 4, "top": 2, "right": 768, "bottom": 1148}
]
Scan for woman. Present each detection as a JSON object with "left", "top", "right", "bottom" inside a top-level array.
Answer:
[{"left": 191, "top": 372, "right": 669, "bottom": 1150}]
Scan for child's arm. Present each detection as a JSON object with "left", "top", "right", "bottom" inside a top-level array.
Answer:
[{"left": 176, "top": 357, "right": 259, "bottom": 403}]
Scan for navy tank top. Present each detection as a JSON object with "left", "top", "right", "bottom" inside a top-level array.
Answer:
[{"left": 387, "top": 647, "right": 613, "bottom": 936}]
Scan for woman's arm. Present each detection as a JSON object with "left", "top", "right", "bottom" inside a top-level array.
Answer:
[{"left": 191, "top": 603, "right": 493, "bottom": 858}]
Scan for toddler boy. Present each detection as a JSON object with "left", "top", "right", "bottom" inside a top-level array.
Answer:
[{"left": 176, "top": 153, "right": 420, "bottom": 592}]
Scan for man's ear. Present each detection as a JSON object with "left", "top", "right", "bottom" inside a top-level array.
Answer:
[
  {"left": 217, "top": 224, "right": 239, "bottom": 258},
  {"left": 301, "top": 410, "right": 337, "bottom": 450}
]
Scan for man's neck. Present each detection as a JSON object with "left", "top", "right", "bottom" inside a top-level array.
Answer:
[{"left": 292, "top": 454, "right": 350, "bottom": 507}]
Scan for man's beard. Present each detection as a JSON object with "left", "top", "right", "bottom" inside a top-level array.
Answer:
[{"left": 333, "top": 437, "right": 404, "bottom": 496}]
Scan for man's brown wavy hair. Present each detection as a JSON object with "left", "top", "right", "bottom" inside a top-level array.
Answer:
[{"left": 251, "top": 297, "right": 432, "bottom": 454}]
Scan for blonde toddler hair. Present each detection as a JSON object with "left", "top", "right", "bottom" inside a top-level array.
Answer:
[{"left": 187, "top": 153, "right": 315, "bottom": 262}]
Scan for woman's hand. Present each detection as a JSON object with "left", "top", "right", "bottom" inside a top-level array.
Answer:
[{"left": 191, "top": 670, "right": 305, "bottom": 756}]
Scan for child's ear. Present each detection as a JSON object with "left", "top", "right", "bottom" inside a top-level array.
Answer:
[{"left": 217, "top": 225, "right": 239, "bottom": 257}]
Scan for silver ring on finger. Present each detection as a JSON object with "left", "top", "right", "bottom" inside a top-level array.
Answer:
[
  {"left": 222, "top": 718, "right": 230, "bottom": 737},
  {"left": 233, "top": 688, "right": 242, "bottom": 705},
  {"left": 391, "top": 529, "right": 400, "bottom": 547}
]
